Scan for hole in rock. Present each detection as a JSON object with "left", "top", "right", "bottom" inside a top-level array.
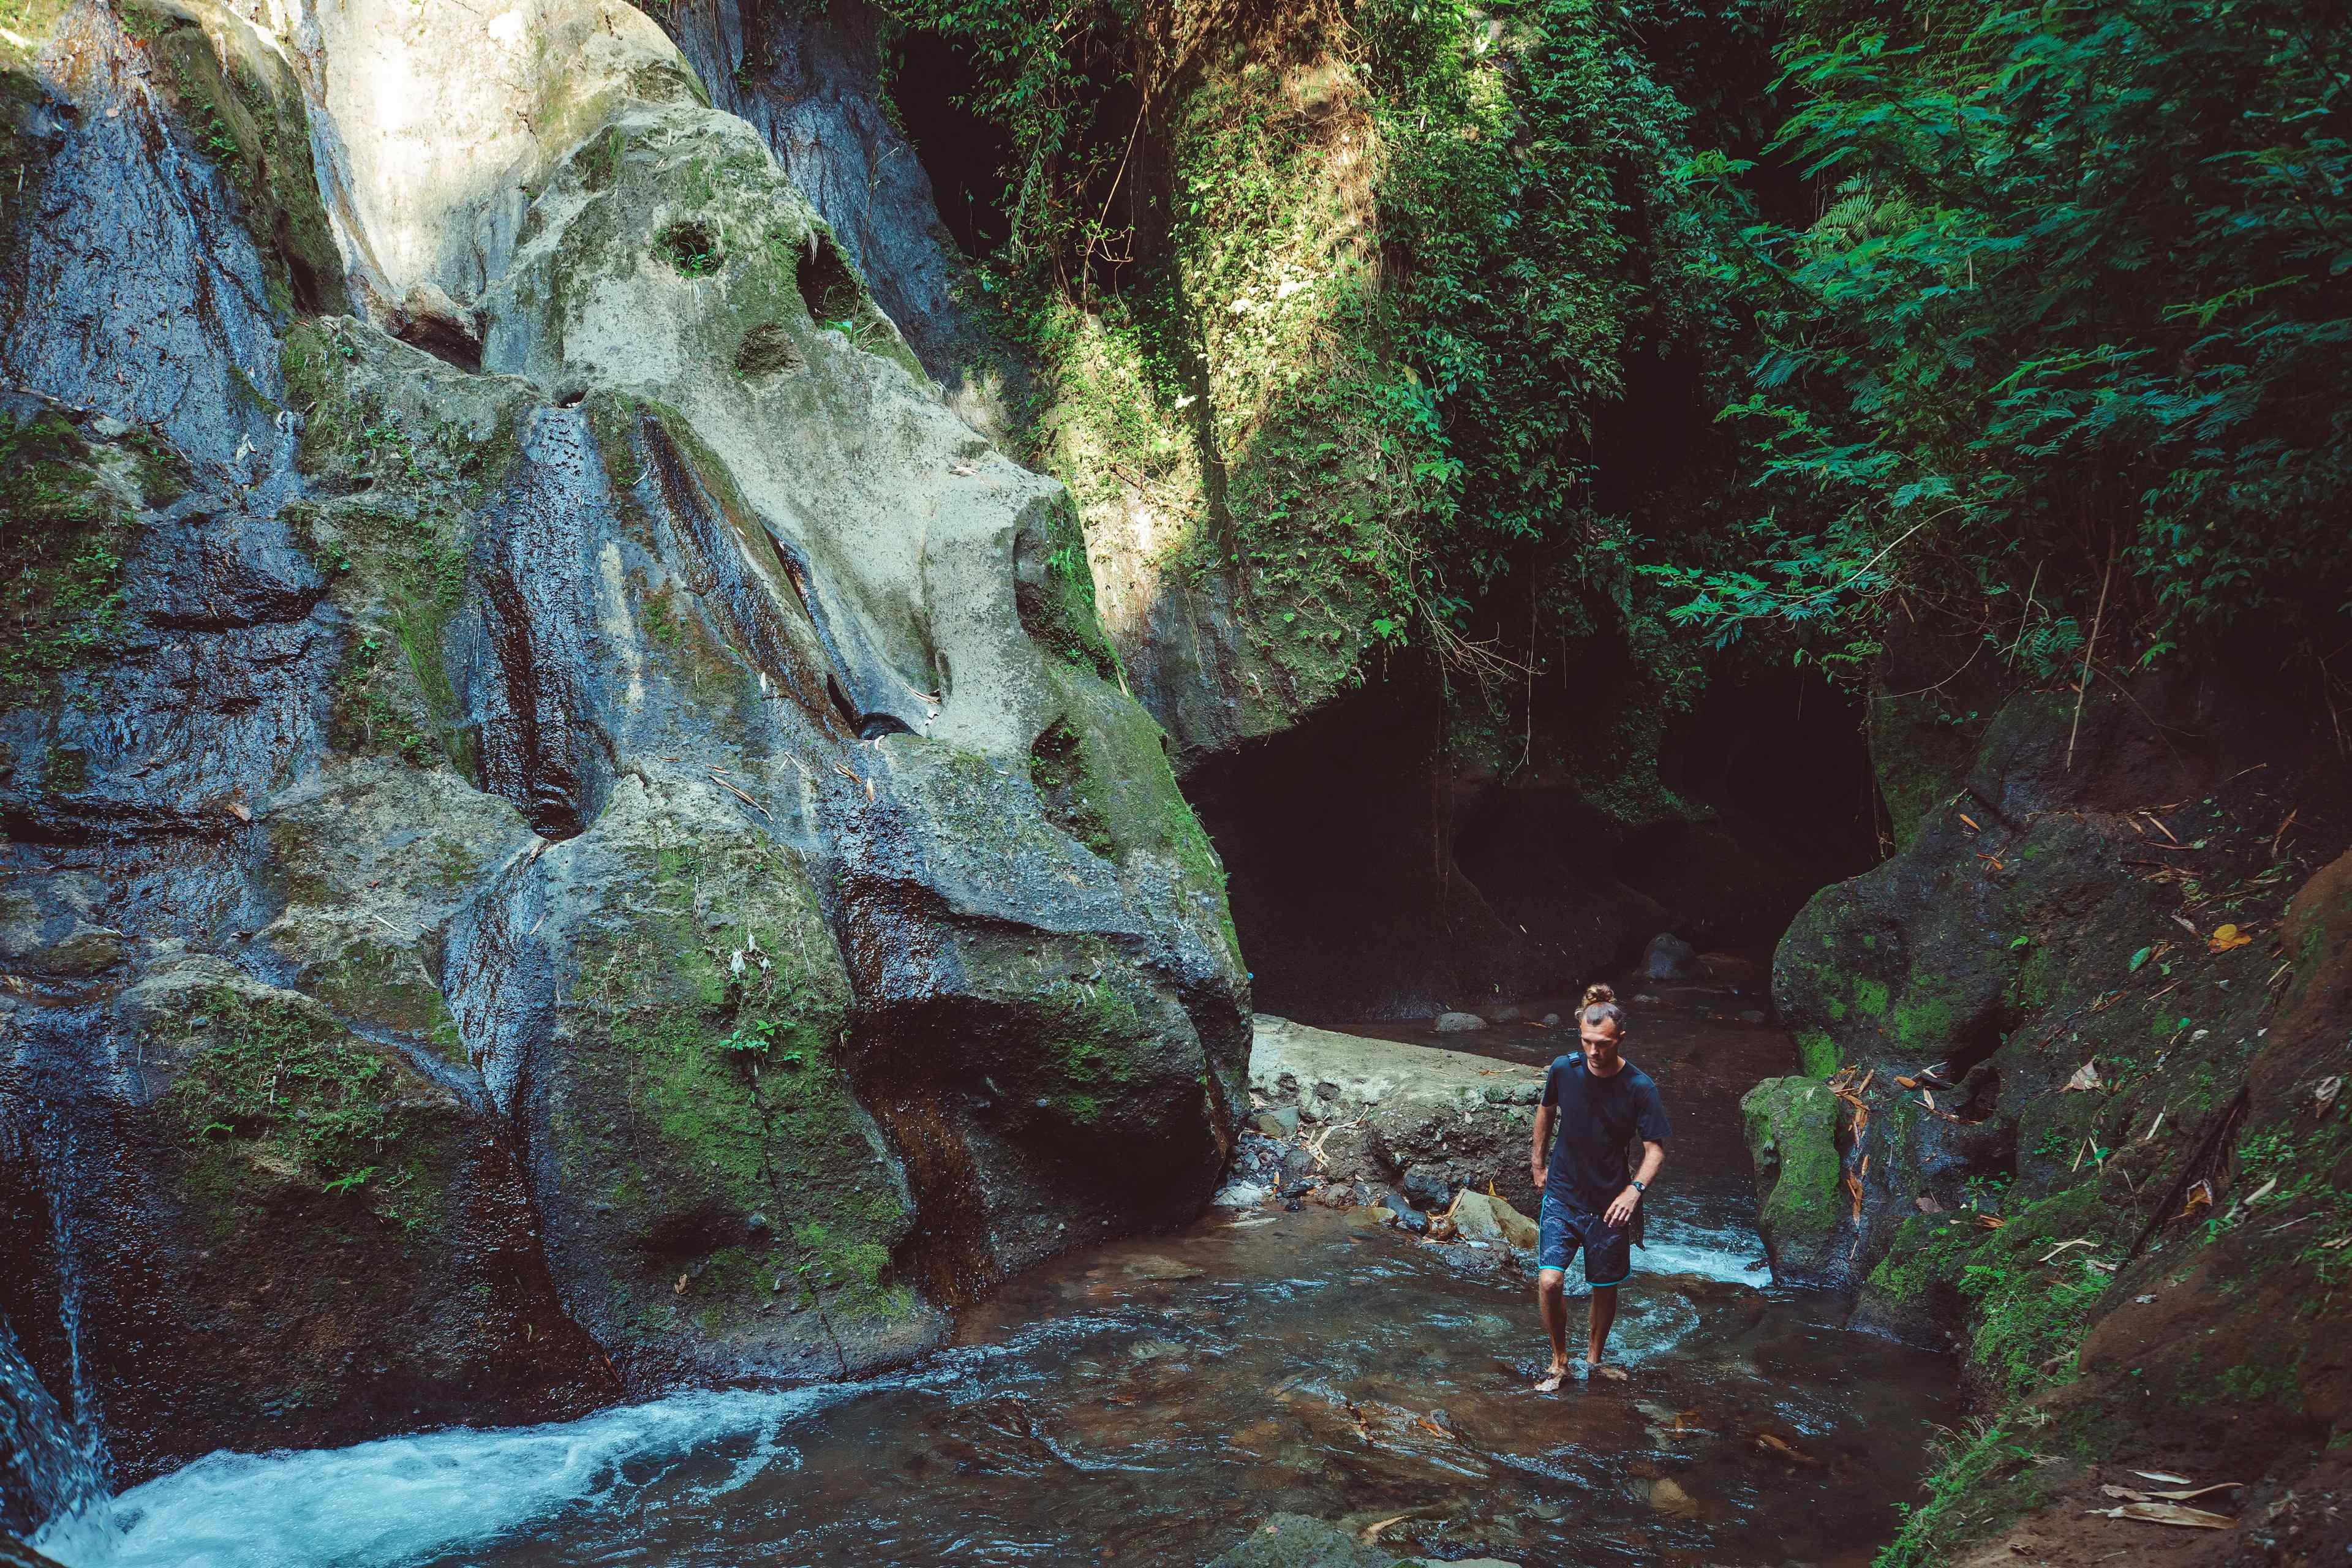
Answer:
[
  {"left": 1653, "top": 665, "right": 1878, "bottom": 882},
  {"left": 734, "top": 322, "right": 801, "bottom": 378},
  {"left": 858, "top": 713, "right": 913, "bottom": 740},
  {"left": 825, "top": 673, "right": 861, "bottom": 730},
  {"left": 391, "top": 314, "right": 482, "bottom": 373},
  {"left": 657, "top": 221, "right": 723, "bottom": 277},
  {"left": 795, "top": 232, "right": 865, "bottom": 326}
]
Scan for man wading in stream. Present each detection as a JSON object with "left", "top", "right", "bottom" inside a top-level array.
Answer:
[{"left": 1530, "top": 983, "right": 1670, "bottom": 1389}]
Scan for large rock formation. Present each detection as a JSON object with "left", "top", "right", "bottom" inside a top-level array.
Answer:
[
  {"left": 0, "top": 0, "right": 1245, "bottom": 1508},
  {"left": 1740, "top": 651, "right": 2352, "bottom": 1557}
]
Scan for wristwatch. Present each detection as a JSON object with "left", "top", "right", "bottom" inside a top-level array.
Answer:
[{"left": 1629, "top": 1180, "right": 1648, "bottom": 1193}]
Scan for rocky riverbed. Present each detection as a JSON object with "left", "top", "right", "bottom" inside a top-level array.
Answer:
[{"left": 24, "top": 1002, "right": 1956, "bottom": 1567}]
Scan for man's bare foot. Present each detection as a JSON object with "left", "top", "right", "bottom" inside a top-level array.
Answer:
[
  {"left": 1587, "top": 1361, "right": 1628, "bottom": 1382},
  {"left": 1536, "top": 1362, "right": 1571, "bottom": 1393}
]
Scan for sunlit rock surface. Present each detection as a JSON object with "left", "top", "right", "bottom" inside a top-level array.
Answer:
[{"left": 0, "top": 0, "right": 1245, "bottom": 1493}]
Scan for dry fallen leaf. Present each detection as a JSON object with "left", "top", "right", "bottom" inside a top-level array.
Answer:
[
  {"left": 1975, "top": 1213, "right": 2007, "bottom": 1230},
  {"left": 1844, "top": 1170, "right": 1864, "bottom": 1221},
  {"left": 2064, "top": 1058, "right": 2103, "bottom": 1093},
  {"left": 1755, "top": 1431, "right": 1822, "bottom": 1468},
  {"left": 2315, "top": 1076, "right": 2342, "bottom": 1118},
  {"left": 2176, "top": 1180, "right": 2214, "bottom": 1221},
  {"left": 2133, "top": 1471, "right": 2195, "bottom": 1485},
  {"left": 1917, "top": 1194, "right": 1945, "bottom": 1215},
  {"left": 2103, "top": 1482, "right": 2242, "bottom": 1504},
  {"left": 227, "top": 801, "right": 252, "bottom": 823},
  {"left": 1895, "top": 1075, "right": 1918, "bottom": 1089},
  {"left": 2084, "top": 1502, "right": 2233, "bottom": 1529},
  {"left": 2208, "top": 923, "right": 2253, "bottom": 953}
]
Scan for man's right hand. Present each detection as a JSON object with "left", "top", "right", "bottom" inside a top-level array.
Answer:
[{"left": 1530, "top": 1167, "right": 1547, "bottom": 1191}]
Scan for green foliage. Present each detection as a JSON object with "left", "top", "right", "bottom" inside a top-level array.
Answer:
[
  {"left": 168, "top": 987, "right": 440, "bottom": 1229},
  {"left": 1876, "top": 1423, "right": 2040, "bottom": 1568},
  {"left": 658, "top": 221, "right": 723, "bottom": 277},
  {"left": 1654, "top": 0, "right": 2352, "bottom": 678},
  {"left": 0, "top": 407, "right": 131, "bottom": 704},
  {"left": 881, "top": 0, "right": 1763, "bottom": 703}
]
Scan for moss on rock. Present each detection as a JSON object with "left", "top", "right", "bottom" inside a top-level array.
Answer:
[
  {"left": 540, "top": 800, "right": 920, "bottom": 1368},
  {"left": 1741, "top": 1076, "right": 1846, "bottom": 1278},
  {"left": 0, "top": 402, "right": 140, "bottom": 707}
]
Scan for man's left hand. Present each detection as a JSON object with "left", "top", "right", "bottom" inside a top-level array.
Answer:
[{"left": 1604, "top": 1186, "right": 1642, "bottom": 1227}]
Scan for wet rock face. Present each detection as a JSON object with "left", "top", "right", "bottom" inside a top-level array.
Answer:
[
  {"left": 1751, "top": 666, "right": 2352, "bottom": 1303},
  {"left": 0, "top": 0, "right": 1246, "bottom": 1493}
]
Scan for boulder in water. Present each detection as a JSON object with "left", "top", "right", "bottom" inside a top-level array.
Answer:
[
  {"left": 1448, "top": 1189, "right": 1539, "bottom": 1251},
  {"left": 1639, "top": 933, "right": 1702, "bottom": 981},
  {"left": 1433, "top": 1011, "right": 1488, "bottom": 1033}
]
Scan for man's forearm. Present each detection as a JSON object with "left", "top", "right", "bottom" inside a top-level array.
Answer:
[
  {"left": 1634, "top": 1141, "right": 1665, "bottom": 1188},
  {"left": 1529, "top": 1108, "right": 1553, "bottom": 1178}
]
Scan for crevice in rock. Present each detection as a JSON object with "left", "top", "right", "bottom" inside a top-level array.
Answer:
[
  {"left": 626, "top": 405, "right": 854, "bottom": 739},
  {"left": 794, "top": 230, "right": 864, "bottom": 325},
  {"left": 881, "top": 31, "right": 1013, "bottom": 258}
]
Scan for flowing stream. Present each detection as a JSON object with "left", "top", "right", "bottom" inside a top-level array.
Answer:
[{"left": 27, "top": 997, "right": 1954, "bottom": 1566}]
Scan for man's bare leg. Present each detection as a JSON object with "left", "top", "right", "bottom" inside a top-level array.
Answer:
[
  {"left": 1586, "top": 1285, "right": 1627, "bottom": 1380},
  {"left": 1535, "top": 1268, "right": 1571, "bottom": 1390}
]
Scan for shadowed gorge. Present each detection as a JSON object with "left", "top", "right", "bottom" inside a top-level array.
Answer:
[{"left": 6, "top": 0, "right": 2351, "bottom": 1564}]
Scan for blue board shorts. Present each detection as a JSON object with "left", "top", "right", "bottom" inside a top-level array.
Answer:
[{"left": 1537, "top": 1189, "right": 1632, "bottom": 1287}]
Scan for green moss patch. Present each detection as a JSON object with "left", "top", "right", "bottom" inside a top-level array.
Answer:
[
  {"left": 127, "top": 0, "right": 345, "bottom": 318},
  {"left": 556, "top": 827, "right": 912, "bottom": 1336},
  {"left": 167, "top": 986, "right": 449, "bottom": 1232},
  {"left": 1028, "top": 718, "right": 1115, "bottom": 858},
  {"left": 0, "top": 405, "right": 137, "bottom": 706},
  {"left": 1741, "top": 1076, "right": 1845, "bottom": 1242}
]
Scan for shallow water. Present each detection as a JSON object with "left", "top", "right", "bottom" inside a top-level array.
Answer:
[{"left": 37, "top": 998, "right": 1955, "bottom": 1567}]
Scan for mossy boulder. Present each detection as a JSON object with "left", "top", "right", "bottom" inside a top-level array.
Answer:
[
  {"left": 0, "top": 964, "right": 612, "bottom": 1484},
  {"left": 1741, "top": 1076, "right": 1849, "bottom": 1288},
  {"left": 529, "top": 777, "right": 935, "bottom": 1381}
]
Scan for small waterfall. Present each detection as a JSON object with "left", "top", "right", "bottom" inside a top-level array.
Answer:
[
  {"left": 0, "top": 1314, "right": 104, "bottom": 1534},
  {"left": 0, "top": 1117, "right": 108, "bottom": 1536}
]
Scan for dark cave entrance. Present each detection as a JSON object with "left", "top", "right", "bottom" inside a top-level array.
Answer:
[
  {"left": 884, "top": 33, "right": 1015, "bottom": 258},
  {"left": 1184, "top": 662, "right": 1881, "bottom": 1026}
]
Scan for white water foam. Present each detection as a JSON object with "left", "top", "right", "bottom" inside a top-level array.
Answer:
[
  {"left": 1638, "top": 1207, "right": 1774, "bottom": 1287},
  {"left": 32, "top": 1386, "right": 849, "bottom": 1568}
]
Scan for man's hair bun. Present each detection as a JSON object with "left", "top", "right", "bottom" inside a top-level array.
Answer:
[{"left": 1580, "top": 982, "right": 1626, "bottom": 1033}]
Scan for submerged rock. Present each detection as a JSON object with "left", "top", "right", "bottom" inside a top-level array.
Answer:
[
  {"left": 1205, "top": 1515, "right": 1430, "bottom": 1568},
  {"left": 1434, "top": 1011, "right": 1488, "bottom": 1033}
]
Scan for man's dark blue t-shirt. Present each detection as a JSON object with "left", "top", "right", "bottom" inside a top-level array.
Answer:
[{"left": 1540, "top": 1055, "right": 1672, "bottom": 1213}]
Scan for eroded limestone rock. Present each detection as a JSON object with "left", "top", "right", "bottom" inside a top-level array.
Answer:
[{"left": 0, "top": 0, "right": 1247, "bottom": 1487}]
